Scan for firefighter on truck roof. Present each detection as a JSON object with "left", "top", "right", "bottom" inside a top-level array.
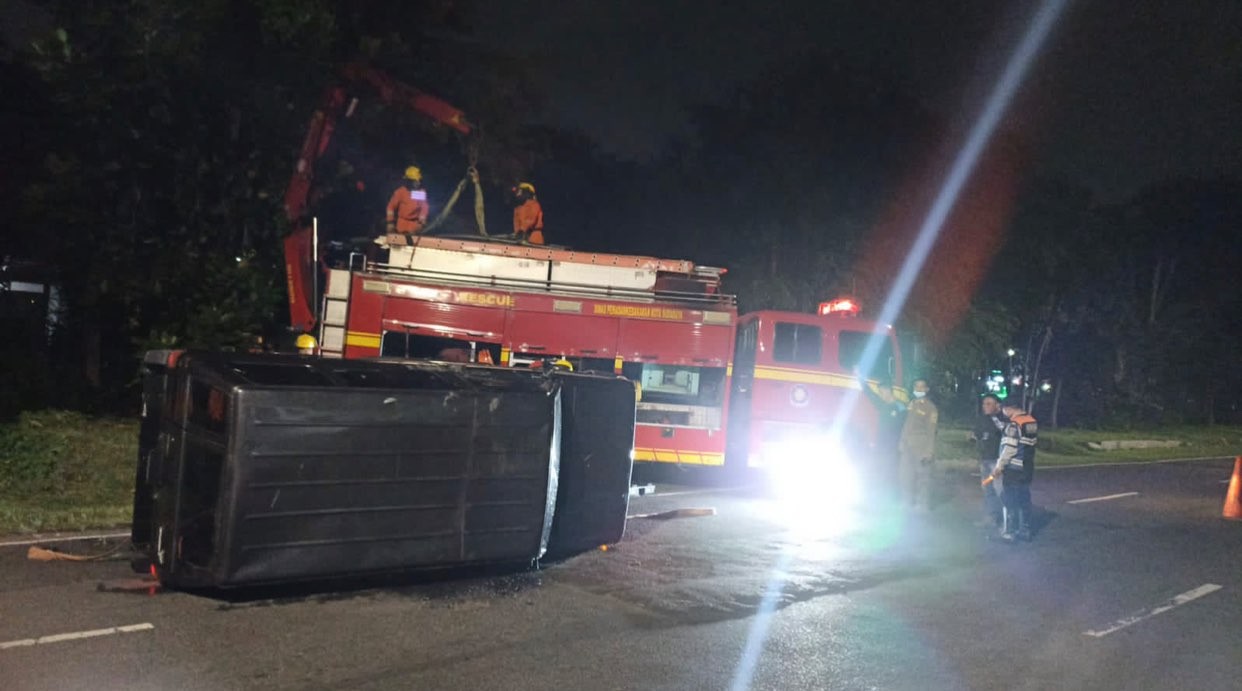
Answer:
[
  {"left": 511, "top": 182, "right": 544, "bottom": 245},
  {"left": 386, "top": 166, "right": 430, "bottom": 238}
]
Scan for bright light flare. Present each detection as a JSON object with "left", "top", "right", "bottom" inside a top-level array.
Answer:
[
  {"left": 762, "top": 437, "right": 861, "bottom": 541},
  {"left": 730, "top": 1, "right": 1072, "bottom": 688}
]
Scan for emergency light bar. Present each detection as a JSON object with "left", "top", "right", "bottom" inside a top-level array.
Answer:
[{"left": 818, "top": 298, "right": 860, "bottom": 317}]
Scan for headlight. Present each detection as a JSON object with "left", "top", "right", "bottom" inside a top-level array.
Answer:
[{"left": 762, "top": 435, "right": 862, "bottom": 540}]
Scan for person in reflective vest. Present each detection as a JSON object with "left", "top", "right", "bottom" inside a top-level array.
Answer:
[
  {"left": 988, "top": 401, "right": 1038, "bottom": 541},
  {"left": 512, "top": 182, "right": 544, "bottom": 244},
  {"left": 386, "top": 166, "right": 430, "bottom": 236}
]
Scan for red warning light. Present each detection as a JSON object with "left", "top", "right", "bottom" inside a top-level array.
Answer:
[{"left": 818, "top": 298, "right": 860, "bottom": 317}]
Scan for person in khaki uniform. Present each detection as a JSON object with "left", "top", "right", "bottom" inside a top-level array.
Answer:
[{"left": 898, "top": 378, "right": 938, "bottom": 510}]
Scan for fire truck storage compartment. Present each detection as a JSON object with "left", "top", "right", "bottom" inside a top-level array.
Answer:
[
  {"left": 391, "top": 245, "right": 549, "bottom": 284},
  {"left": 548, "top": 261, "right": 656, "bottom": 292},
  {"left": 544, "top": 371, "right": 636, "bottom": 556},
  {"left": 133, "top": 352, "right": 577, "bottom": 589}
]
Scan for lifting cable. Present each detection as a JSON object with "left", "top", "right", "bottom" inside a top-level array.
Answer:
[{"left": 423, "top": 133, "right": 488, "bottom": 237}]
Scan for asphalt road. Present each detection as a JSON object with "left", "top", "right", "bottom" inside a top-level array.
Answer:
[{"left": 2, "top": 457, "right": 1240, "bottom": 690}]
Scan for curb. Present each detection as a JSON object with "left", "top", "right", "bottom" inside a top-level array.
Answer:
[
  {"left": 942, "top": 455, "right": 1235, "bottom": 475},
  {"left": 0, "top": 530, "right": 130, "bottom": 549},
  {"left": 1038, "top": 455, "right": 1237, "bottom": 470}
]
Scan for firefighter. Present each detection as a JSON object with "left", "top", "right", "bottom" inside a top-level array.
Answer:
[
  {"left": 386, "top": 166, "right": 430, "bottom": 238},
  {"left": 988, "top": 400, "right": 1038, "bottom": 541},
  {"left": 511, "top": 182, "right": 544, "bottom": 245},
  {"left": 897, "top": 378, "right": 938, "bottom": 511},
  {"left": 296, "top": 334, "right": 317, "bottom": 356},
  {"left": 970, "top": 393, "right": 1007, "bottom": 527}
]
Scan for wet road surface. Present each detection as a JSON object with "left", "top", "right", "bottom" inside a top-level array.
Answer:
[{"left": 2, "top": 457, "right": 1239, "bottom": 690}]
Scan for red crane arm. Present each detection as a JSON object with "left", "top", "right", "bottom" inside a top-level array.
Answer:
[{"left": 283, "top": 64, "right": 472, "bottom": 332}]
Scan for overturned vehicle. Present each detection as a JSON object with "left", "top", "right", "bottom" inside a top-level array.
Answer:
[{"left": 131, "top": 351, "right": 635, "bottom": 589}]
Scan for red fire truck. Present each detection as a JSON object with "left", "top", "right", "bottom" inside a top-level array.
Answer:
[
  {"left": 303, "top": 236, "right": 904, "bottom": 469},
  {"left": 279, "top": 64, "right": 903, "bottom": 469}
]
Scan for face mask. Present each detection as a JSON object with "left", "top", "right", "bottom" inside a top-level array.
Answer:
[{"left": 913, "top": 391, "right": 926, "bottom": 399}]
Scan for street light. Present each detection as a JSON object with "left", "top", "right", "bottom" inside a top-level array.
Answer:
[{"left": 1006, "top": 348, "right": 1016, "bottom": 357}]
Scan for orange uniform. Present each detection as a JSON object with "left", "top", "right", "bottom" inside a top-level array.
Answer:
[
  {"left": 513, "top": 198, "right": 544, "bottom": 244},
  {"left": 387, "top": 186, "right": 430, "bottom": 233}
]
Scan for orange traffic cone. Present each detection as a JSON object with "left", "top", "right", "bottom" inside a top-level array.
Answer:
[{"left": 1224, "top": 456, "right": 1242, "bottom": 521}]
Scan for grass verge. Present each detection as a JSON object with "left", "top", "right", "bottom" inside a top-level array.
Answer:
[
  {"left": 936, "top": 422, "right": 1242, "bottom": 470},
  {"left": 0, "top": 410, "right": 136, "bottom": 535}
]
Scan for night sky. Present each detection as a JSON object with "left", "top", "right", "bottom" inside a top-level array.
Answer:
[
  {"left": 4, "top": 0, "right": 1238, "bottom": 202},
  {"left": 476, "top": 0, "right": 1242, "bottom": 201}
]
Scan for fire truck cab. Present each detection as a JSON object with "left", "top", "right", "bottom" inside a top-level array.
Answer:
[
  {"left": 307, "top": 236, "right": 901, "bottom": 470},
  {"left": 728, "top": 307, "right": 903, "bottom": 470}
]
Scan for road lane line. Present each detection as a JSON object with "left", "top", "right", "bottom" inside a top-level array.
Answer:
[
  {"left": 0, "top": 531, "right": 129, "bottom": 548},
  {"left": 0, "top": 623, "right": 154, "bottom": 651},
  {"left": 1067, "top": 492, "right": 1139, "bottom": 504},
  {"left": 1084, "top": 584, "right": 1222, "bottom": 638}
]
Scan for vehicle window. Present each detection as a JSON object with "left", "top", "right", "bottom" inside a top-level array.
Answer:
[
  {"left": 773, "top": 323, "right": 822, "bottom": 365},
  {"left": 189, "top": 381, "right": 229, "bottom": 434},
  {"left": 839, "top": 331, "right": 894, "bottom": 381}
]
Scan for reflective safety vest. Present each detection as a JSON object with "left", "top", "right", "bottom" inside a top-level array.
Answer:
[{"left": 999, "top": 412, "right": 1038, "bottom": 474}]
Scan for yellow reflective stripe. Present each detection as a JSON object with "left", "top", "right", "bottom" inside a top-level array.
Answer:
[
  {"left": 614, "top": 355, "right": 623, "bottom": 373},
  {"left": 752, "top": 366, "right": 858, "bottom": 389},
  {"left": 633, "top": 448, "right": 725, "bottom": 466},
  {"left": 500, "top": 347, "right": 511, "bottom": 364},
  {"left": 345, "top": 331, "right": 381, "bottom": 348},
  {"left": 726, "top": 363, "right": 733, "bottom": 377}
]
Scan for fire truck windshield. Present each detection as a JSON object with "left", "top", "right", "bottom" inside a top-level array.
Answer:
[{"left": 839, "top": 331, "right": 895, "bottom": 382}]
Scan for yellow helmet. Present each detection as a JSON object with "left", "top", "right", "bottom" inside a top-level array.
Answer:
[
  {"left": 517, "top": 182, "right": 536, "bottom": 195},
  {"left": 296, "top": 334, "right": 317, "bottom": 350},
  {"left": 404, "top": 166, "right": 423, "bottom": 182}
]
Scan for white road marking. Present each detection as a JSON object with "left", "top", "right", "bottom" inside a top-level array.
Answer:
[
  {"left": 1221, "top": 480, "right": 1232, "bottom": 485},
  {"left": 1084, "top": 584, "right": 1222, "bottom": 638},
  {"left": 0, "top": 623, "right": 154, "bottom": 651},
  {"left": 0, "top": 531, "right": 129, "bottom": 548},
  {"left": 1066, "top": 492, "right": 1140, "bottom": 504}
]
